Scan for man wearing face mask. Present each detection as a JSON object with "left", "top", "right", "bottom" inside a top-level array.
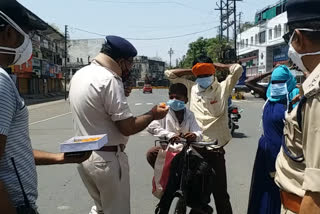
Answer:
[
  {"left": 274, "top": 0, "right": 320, "bottom": 213},
  {"left": 0, "top": 1, "right": 91, "bottom": 214},
  {"left": 69, "top": 35, "right": 169, "bottom": 214},
  {"left": 165, "top": 56, "right": 243, "bottom": 214}
]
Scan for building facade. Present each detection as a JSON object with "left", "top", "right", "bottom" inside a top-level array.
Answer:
[
  {"left": 132, "top": 56, "right": 167, "bottom": 86},
  {"left": 67, "top": 39, "right": 105, "bottom": 77},
  {"left": 68, "top": 39, "right": 167, "bottom": 86},
  {"left": 235, "top": 0, "right": 308, "bottom": 83},
  {"left": 237, "top": 0, "right": 290, "bottom": 78},
  {"left": 7, "top": 7, "right": 65, "bottom": 96}
]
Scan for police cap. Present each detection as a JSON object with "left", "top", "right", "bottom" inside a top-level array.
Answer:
[
  {"left": 286, "top": 0, "right": 320, "bottom": 24},
  {"left": 105, "top": 35, "right": 137, "bottom": 58}
]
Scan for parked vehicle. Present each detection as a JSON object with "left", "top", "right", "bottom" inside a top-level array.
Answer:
[
  {"left": 251, "top": 83, "right": 269, "bottom": 98},
  {"left": 228, "top": 105, "right": 242, "bottom": 135},
  {"left": 143, "top": 84, "right": 153, "bottom": 93}
]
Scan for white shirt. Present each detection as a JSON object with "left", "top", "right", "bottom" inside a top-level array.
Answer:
[
  {"left": 147, "top": 108, "right": 202, "bottom": 141},
  {"left": 69, "top": 59, "right": 133, "bottom": 146}
]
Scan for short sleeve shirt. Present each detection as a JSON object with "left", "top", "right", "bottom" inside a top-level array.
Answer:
[
  {"left": 69, "top": 62, "right": 133, "bottom": 146},
  {"left": 0, "top": 68, "right": 37, "bottom": 208}
]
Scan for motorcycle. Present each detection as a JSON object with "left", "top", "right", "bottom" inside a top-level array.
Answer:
[{"left": 228, "top": 105, "right": 242, "bottom": 136}]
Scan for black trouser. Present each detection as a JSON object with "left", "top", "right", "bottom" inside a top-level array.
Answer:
[{"left": 193, "top": 147, "right": 233, "bottom": 214}]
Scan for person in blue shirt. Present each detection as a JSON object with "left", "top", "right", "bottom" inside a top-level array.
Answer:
[{"left": 245, "top": 65, "right": 300, "bottom": 214}]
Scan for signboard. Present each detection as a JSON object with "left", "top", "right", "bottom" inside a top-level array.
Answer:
[
  {"left": 32, "top": 58, "right": 41, "bottom": 68},
  {"left": 273, "top": 45, "right": 289, "bottom": 62}
]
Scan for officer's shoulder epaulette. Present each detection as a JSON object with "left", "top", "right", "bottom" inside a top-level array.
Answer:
[{"left": 302, "top": 68, "right": 320, "bottom": 98}]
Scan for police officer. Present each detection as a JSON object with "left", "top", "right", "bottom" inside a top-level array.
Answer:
[
  {"left": 275, "top": 0, "right": 320, "bottom": 213},
  {"left": 69, "top": 36, "right": 169, "bottom": 214}
]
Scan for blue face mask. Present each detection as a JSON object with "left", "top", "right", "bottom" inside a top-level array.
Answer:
[
  {"left": 270, "top": 83, "right": 288, "bottom": 97},
  {"left": 167, "top": 99, "right": 185, "bottom": 111},
  {"left": 196, "top": 76, "right": 213, "bottom": 89}
]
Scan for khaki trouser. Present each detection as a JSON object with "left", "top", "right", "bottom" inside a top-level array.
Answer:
[
  {"left": 281, "top": 205, "right": 297, "bottom": 214},
  {"left": 78, "top": 150, "right": 130, "bottom": 214}
]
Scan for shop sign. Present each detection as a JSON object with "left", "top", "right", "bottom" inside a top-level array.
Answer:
[{"left": 273, "top": 45, "right": 289, "bottom": 62}]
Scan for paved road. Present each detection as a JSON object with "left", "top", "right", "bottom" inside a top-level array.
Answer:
[{"left": 29, "top": 89, "right": 264, "bottom": 214}]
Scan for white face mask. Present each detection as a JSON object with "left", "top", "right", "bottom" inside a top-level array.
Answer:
[
  {"left": 0, "top": 11, "right": 33, "bottom": 65},
  {"left": 288, "top": 28, "right": 320, "bottom": 72}
]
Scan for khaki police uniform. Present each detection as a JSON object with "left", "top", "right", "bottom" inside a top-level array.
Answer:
[
  {"left": 69, "top": 56, "right": 132, "bottom": 214},
  {"left": 275, "top": 63, "right": 320, "bottom": 213}
]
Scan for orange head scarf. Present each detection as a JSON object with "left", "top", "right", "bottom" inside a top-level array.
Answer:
[{"left": 192, "top": 63, "right": 216, "bottom": 77}]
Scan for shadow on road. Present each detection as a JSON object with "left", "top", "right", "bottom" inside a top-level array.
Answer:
[{"left": 232, "top": 132, "right": 248, "bottom": 139}]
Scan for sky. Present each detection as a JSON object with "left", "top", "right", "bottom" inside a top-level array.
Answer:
[{"left": 18, "top": 0, "right": 280, "bottom": 65}]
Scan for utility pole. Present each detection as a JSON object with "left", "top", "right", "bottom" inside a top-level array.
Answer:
[
  {"left": 64, "top": 25, "right": 68, "bottom": 100},
  {"left": 238, "top": 12, "right": 243, "bottom": 57},
  {"left": 168, "top": 48, "right": 174, "bottom": 68},
  {"left": 226, "top": 0, "right": 229, "bottom": 41},
  {"left": 233, "top": 0, "right": 237, "bottom": 60}
]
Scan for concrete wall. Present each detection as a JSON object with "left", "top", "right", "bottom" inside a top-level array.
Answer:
[{"left": 68, "top": 39, "right": 104, "bottom": 64}]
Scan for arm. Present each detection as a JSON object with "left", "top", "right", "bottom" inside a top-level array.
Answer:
[
  {"left": 103, "top": 78, "right": 168, "bottom": 136},
  {"left": 300, "top": 98, "right": 320, "bottom": 213},
  {"left": 165, "top": 68, "right": 193, "bottom": 77},
  {"left": 189, "top": 114, "right": 202, "bottom": 141},
  {"left": 245, "top": 71, "right": 272, "bottom": 100},
  {"left": 164, "top": 69, "right": 195, "bottom": 88},
  {"left": 33, "top": 150, "right": 91, "bottom": 165},
  {"left": 147, "top": 119, "right": 177, "bottom": 139},
  {"left": 217, "top": 63, "right": 244, "bottom": 97},
  {"left": 115, "top": 105, "right": 169, "bottom": 136}
]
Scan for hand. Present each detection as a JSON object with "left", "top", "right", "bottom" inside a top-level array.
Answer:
[
  {"left": 213, "top": 63, "right": 231, "bottom": 71},
  {"left": 124, "top": 87, "right": 132, "bottom": 97},
  {"left": 59, "top": 151, "right": 92, "bottom": 164},
  {"left": 151, "top": 105, "right": 169, "bottom": 120},
  {"left": 183, "top": 132, "right": 197, "bottom": 142},
  {"left": 292, "top": 94, "right": 302, "bottom": 105},
  {"left": 169, "top": 135, "right": 181, "bottom": 144}
]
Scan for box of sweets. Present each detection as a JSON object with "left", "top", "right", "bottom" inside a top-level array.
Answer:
[{"left": 60, "top": 134, "right": 108, "bottom": 153}]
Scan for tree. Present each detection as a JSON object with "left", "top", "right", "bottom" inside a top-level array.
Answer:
[
  {"left": 240, "top": 22, "right": 255, "bottom": 33},
  {"left": 180, "top": 36, "right": 231, "bottom": 68}
]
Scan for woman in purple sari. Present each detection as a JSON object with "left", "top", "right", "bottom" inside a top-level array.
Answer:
[{"left": 245, "top": 65, "right": 300, "bottom": 214}]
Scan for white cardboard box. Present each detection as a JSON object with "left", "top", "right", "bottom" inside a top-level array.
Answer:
[{"left": 60, "top": 134, "right": 108, "bottom": 153}]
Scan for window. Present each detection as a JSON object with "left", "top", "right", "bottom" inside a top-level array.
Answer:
[
  {"left": 255, "top": 34, "right": 258, "bottom": 44},
  {"left": 278, "top": 24, "right": 282, "bottom": 37},
  {"left": 251, "top": 36, "right": 254, "bottom": 44},
  {"left": 274, "top": 26, "right": 278, "bottom": 38},
  {"left": 77, "top": 58, "right": 79, "bottom": 63},
  {"left": 246, "top": 39, "right": 249, "bottom": 47},
  {"left": 284, "top": 23, "right": 289, "bottom": 33},
  {"left": 259, "top": 31, "right": 266, "bottom": 43},
  {"left": 268, "top": 29, "right": 272, "bottom": 40}
]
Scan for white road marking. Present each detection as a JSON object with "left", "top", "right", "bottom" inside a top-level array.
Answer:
[
  {"left": 135, "top": 103, "right": 143, "bottom": 106},
  {"left": 146, "top": 103, "right": 154, "bottom": 105},
  {"left": 29, "top": 112, "right": 71, "bottom": 125},
  {"left": 57, "top": 205, "right": 70, "bottom": 210}
]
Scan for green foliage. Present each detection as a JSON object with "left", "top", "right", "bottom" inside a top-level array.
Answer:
[{"left": 179, "top": 36, "right": 231, "bottom": 68}]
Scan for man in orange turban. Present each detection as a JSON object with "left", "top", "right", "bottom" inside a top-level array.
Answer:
[{"left": 165, "top": 56, "right": 243, "bottom": 214}]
